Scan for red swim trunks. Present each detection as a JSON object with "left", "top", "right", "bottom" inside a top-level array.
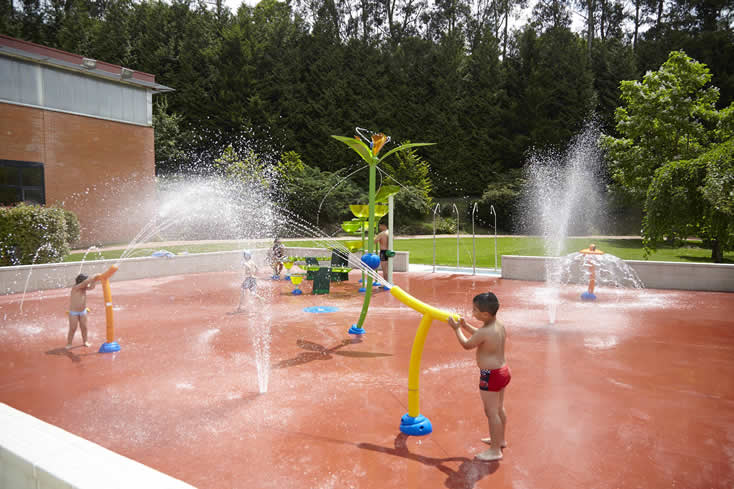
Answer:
[{"left": 479, "top": 366, "right": 511, "bottom": 392}]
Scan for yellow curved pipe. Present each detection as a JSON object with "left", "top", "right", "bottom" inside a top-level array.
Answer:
[
  {"left": 95, "top": 265, "right": 118, "bottom": 343},
  {"left": 389, "top": 286, "right": 460, "bottom": 417},
  {"left": 389, "top": 285, "right": 459, "bottom": 323},
  {"left": 96, "top": 264, "right": 119, "bottom": 281}
]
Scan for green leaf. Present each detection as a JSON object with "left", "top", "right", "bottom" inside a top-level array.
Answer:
[
  {"left": 375, "top": 185, "right": 401, "bottom": 203},
  {"left": 331, "top": 136, "right": 374, "bottom": 165},
  {"left": 377, "top": 142, "right": 435, "bottom": 165}
]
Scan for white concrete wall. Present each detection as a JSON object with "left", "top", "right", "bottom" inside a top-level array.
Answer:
[
  {"left": 0, "top": 248, "right": 410, "bottom": 295},
  {"left": 501, "top": 255, "right": 734, "bottom": 292},
  {"left": 0, "top": 403, "right": 197, "bottom": 489}
]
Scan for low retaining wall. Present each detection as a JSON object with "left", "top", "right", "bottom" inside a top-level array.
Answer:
[
  {"left": 0, "top": 248, "right": 410, "bottom": 295},
  {"left": 501, "top": 255, "right": 734, "bottom": 292},
  {"left": 0, "top": 403, "right": 196, "bottom": 489}
]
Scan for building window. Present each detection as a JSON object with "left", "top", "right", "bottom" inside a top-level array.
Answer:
[{"left": 0, "top": 161, "right": 45, "bottom": 205}]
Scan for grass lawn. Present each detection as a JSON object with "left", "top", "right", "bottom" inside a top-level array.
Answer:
[
  {"left": 393, "top": 237, "right": 733, "bottom": 267},
  {"left": 60, "top": 236, "right": 733, "bottom": 265}
]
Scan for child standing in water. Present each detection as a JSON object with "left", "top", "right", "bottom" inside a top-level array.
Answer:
[
  {"left": 236, "top": 250, "right": 259, "bottom": 312},
  {"left": 66, "top": 274, "right": 98, "bottom": 349},
  {"left": 447, "top": 291, "right": 510, "bottom": 461},
  {"left": 267, "top": 237, "right": 286, "bottom": 279},
  {"left": 374, "top": 222, "right": 389, "bottom": 283}
]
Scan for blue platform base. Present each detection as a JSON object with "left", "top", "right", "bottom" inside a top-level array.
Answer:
[
  {"left": 581, "top": 291, "right": 597, "bottom": 301},
  {"left": 358, "top": 287, "right": 366, "bottom": 293},
  {"left": 400, "top": 413, "right": 432, "bottom": 436},
  {"left": 292, "top": 288, "right": 303, "bottom": 295},
  {"left": 271, "top": 275, "right": 280, "bottom": 280},
  {"left": 348, "top": 325, "right": 366, "bottom": 335},
  {"left": 98, "top": 341, "right": 120, "bottom": 353}
]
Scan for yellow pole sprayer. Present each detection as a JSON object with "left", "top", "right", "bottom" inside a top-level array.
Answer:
[
  {"left": 95, "top": 264, "right": 120, "bottom": 353},
  {"left": 388, "top": 285, "right": 459, "bottom": 435}
]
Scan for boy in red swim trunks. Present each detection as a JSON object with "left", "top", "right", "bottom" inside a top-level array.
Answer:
[{"left": 448, "top": 291, "right": 509, "bottom": 462}]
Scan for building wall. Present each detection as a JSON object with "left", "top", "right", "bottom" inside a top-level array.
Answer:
[{"left": 0, "top": 102, "right": 156, "bottom": 246}]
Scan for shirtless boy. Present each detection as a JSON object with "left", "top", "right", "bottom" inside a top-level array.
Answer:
[
  {"left": 66, "top": 274, "right": 98, "bottom": 349},
  {"left": 447, "top": 291, "right": 510, "bottom": 461},
  {"left": 374, "top": 222, "right": 389, "bottom": 283}
]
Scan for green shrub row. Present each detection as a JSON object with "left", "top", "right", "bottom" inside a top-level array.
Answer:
[{"left": 0, "top": 204, "right": 80, "bottom": 266}]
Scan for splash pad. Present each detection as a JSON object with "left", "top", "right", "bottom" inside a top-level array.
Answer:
[{"left": 2, "top": 270, "right": 733, "bottom": 489}]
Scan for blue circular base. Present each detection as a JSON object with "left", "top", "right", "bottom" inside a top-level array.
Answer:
[
  {"left": 98, "top": 341, "right": 120, "bottom": 353},
  {"left": 400, "top": 413, "right": 432, "bottom": 436},
  {"left": 348, "top": 325, "right": 366, "bottom": 335},
  {"left": 381, "top": 284, "right": 392, "bottom": 290},
  {"left": 373, "top": 282, "right": 381, "bottom": 287},
  {"left": 271, "top": 275, "right": 280, "bottom": 280},
  {"left": 292, "top": 289, "right": 303, "bottom": 295},
  {"left": 581, "top": 292, "right": 597, "bottom": 301},
  {"left": 358, "top": 287, "right": 366, "bottom": 293},
  {"left": 303, "top": 306, "right": 339, "bottom": 313}
]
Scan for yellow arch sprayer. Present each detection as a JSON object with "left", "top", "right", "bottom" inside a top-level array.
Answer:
[
  {"left": 95, "top": 264, "right": 120, "bottom": 353},
  {"left": 387, "top": 284, "right": 459, "bottom": 436}
]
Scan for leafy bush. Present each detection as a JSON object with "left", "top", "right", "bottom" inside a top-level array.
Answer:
[
  {"left": 0, "top": 204, "right": 80, "bottom": 266},
  {"left": 62, "top": 208, "right": 81, "bottom": 246}
]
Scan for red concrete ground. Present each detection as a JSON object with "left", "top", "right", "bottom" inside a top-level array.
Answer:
[{"left": 1, "top": 271, "right": 733, "bottom": 489}]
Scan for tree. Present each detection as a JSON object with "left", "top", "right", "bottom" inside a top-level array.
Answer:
[
  {"left": 380, "top": 144, "right": 434, "bottom": 217},
  {"left": 600, "top": 51, "right": 728, "bottom": 202},
  {"left": 643, "top": 137, "right": 734, "bottom": 262}
]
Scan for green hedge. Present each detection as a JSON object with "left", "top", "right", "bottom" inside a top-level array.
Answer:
[{"left": 0, "top": 204, "right": 81, "bottom": 266}]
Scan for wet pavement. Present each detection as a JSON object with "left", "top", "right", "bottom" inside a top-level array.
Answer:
[{"left": 1, "top": 271, "right": 733, "bottom": 489}]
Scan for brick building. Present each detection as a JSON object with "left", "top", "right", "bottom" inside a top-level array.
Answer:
[{"left": 0, "top": 35, "right": 173, "bottom": 246}]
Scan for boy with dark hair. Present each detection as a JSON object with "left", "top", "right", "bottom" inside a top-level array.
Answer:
[
  {"left": 448, "top": 291, "right": 510, "bottom": 461},
  {"left": 374, "top": 222, "right": 389, "bottom": 283},
  {"left": 66, "top": 274, "right": 97, "bottom": 349}
]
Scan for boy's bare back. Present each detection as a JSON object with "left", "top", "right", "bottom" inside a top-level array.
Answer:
[{"left": 474, "top": 320, "right": 506, "bottom": 370}]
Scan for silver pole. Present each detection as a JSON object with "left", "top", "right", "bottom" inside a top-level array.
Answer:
[
  {"left": 490, "top": 205, "right": 498, "bottom": 272},
  {"left": 432, "top": 203, "right": 440, "bottom": 273},
  {"left": 453, "top": 203, "right": 459, "bottom": 269},
  {"left": 388, "top": 195, "right": 394, "bottom": 284},
  {"left": 472, "top": 202, "right": 478, "bottom": 275}
]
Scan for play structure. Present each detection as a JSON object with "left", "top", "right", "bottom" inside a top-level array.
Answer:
[
  {"left": 282, "top": 254, "right": 351, "bottom": 295},
  {"left": 95, "top": 264, "right": 120, "bottom": 353},
  {"left": 289, "top": 273, "right": 305, "bottom": 295},
  {"left": 332, "top": 129, "right": 432, "bottom": 335},
  {"left": 387, "top": 284, "right": 459, "bottom": 435},
  {"left": 579, "top": 243, "right": 605, "bottom": 301},
  {"left": 334, "top": 129, "right": 457, "bottom": 435}
]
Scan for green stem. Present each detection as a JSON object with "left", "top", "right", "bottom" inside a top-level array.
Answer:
[{"left": 355, "top": 159, "right": 378, "bottom": 330}]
